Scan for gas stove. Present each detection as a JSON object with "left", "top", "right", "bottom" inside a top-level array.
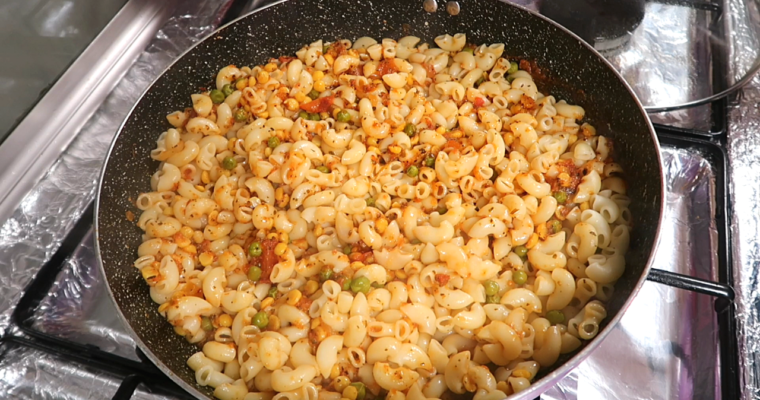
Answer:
[{"left": 0, "top": 0, "right": 757, "bottom": 399}]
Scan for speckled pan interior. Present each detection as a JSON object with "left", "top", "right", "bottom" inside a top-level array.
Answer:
[{"left": 96, "top": 0, "right": 663, "bottom": 398}]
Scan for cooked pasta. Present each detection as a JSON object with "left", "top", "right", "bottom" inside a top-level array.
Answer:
[{"left": 134, "top": 34, "right": 632, "bottom": 399}]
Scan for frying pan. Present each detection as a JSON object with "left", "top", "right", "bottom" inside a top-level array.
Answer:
[{"left": 96, "top": 0, "right": 665, "bottom": 398}]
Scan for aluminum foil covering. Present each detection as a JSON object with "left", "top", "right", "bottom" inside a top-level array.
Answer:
[
  {"left": 31, "top": 230, "right": 140, "bottom": 361},
  {"left": 0, "top": 343, "right": 180, "bottom": 399},
  {"left": 0, "top": 0, "right": 234, "bottom": 331},
  {"left": 727, "top": 1, "right": 760, "bottom": 398},
  {"left": 729, "top": 77, "right": 760, "bottom": 399},
  {"left": 543, "top": 146, "right": 721, "bottom": 399},
  {"left": 727, "top": 0, "right": 760, "bottom": 82}
]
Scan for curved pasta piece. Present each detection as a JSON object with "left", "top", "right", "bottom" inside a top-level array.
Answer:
[{"left": 133, "top": 34, "right": 633, "bottom": 400}]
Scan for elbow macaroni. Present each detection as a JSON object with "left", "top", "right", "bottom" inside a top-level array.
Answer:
[{"left": 134, "top": 34, "right": 632, "bottom": 400}]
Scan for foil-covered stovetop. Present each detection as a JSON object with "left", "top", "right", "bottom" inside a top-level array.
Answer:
[{"left": 1, "top": 0, "right": 759, "bottom": 399}]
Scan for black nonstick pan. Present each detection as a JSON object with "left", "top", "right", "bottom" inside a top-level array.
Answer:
[{"left": 96, "top": 0, "right": 665, "bottom": 398}]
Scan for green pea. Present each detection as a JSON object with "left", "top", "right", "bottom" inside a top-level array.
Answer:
[
  {"left": 222, "top": 84, "right": 234, "bottom": 97},
  {"left": 267, "top": 136, "right": 281, "bottom": 149},
  {"left": 248, "top": 266, "right": 262, "bottom": 281},
  {"left": 350, "top": 382, "right": 367, "bottom": 400},
  {"left": 309, "top": 112, "right": 321, "bottom": 121},
  {"left": 317, "top": 165, "right": 330, "bottom": 174},
  {"left": 308, "top": 89, "right": 320, "bottom": 100},
  {"left": 201, "top": 316, "right": 214, "bottom": 331},
  {"left": 337, "top": 110, "right": 351, "bottom": 123},
  {"left": 403, "top": 123, "right": 417, "bottom": 137},
  {"left": 549, "top": 220, "right": 563, "bottom": 234},
  {"left": 486, "top": 294, "right": 501, "bottom": 304},
  {"left": 462, "top": 46, "right": 474, "bottom": 53},
  {"left": 553, "top": 191, "right": 568, "bottom": 204},
  {"left": 323, "top": 45, "right": 331, "bottom": 54},
  {"left": 320, "top": 269, "right": 334, "bottom": 282},
  {"left": 366, "top": 197, "right": 376, "bottom": 207},
  {"left": 210, "top": 89, "right": 225, "bottom": 104},
  {"left": 546, "top": 310, "right": 565, "bottom": 325},
  {"left": 407, "top": 165, "right": 419, "bottom": 178},
  {"left": 425, "top": 155, "right": 435, "bottom": 168},
  {"left": 342, "top": 279, "right": 352, "bottom": 291},
  {"left": 298, "top": 110, "right": 310, "bottom": 120},
  {"left": 484, "top": 280, "right": 499, "bottom": 296},
  {"left": 512, "top": 270, "right": 528, "bottom": 285},
  {"left": 438, "top": 206, "right": 448, "bottom": 215},
  {"left": 252, "top": 312, "right": 269, "bottom": 329},
  {"left": 351, "top": 276, "right": 371, "bottom": 294},
  {"left": 475, "top": 75, "right": 486, "bottom": 87},
  {"left": 343, "top": 245, "right": 353, "bottom": 255},
  {"left": 508, "top": 61, "right": 519, "bottom": 74},
  {"left": 268, "top": 287, "right": 279, "bottom": 298},
  {"left": 222, "top": 156, "right": 237, "bottom": 170},
  {"left": 513, "top": 245, "right": 528, "bottom": 258},
  {"left": 234, "top": 108, "right": 249, "bottom": 122},
  {"left": 249, "top": 242, "right": 263, "bottom": 257}
]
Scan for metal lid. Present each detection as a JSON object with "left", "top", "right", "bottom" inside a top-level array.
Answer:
[{"left": 527, "top": 0, "right": 760, "bottom": 112}]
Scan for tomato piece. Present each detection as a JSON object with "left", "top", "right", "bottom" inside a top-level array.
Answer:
[
  {"left": 435, "top": 273, "right": 450, "bottom": 286},
  {"left": 250, "top": 238, "right": 279, "bottom": 283},
  {"left": 474, "top": 97, "right": 486, "bottom": 108},
  {"left": 300, "top": 95, "right": 335, "bottom": 113},
  {"left": 296, "top": 297, "right": 313, "bottom": 313}
]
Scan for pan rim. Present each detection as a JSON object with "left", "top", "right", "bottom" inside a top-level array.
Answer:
[{"left": 94, "top": 0, "right": 666, "bottom": 399}]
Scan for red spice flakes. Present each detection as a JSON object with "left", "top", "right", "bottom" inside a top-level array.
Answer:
[
  {"left": 424, "top": 118, "right": 436, "bottom": 130},
  {"left": 296, "top": 296, "right": 313, "bottom": 313},
  {"left": 199, "top": 240, "right": 213, "bottom": 253},
  {"left": 546, "top": 159, "right": 583, "bottom": 194},
  {"left": 580, "top": 124, "right": 595, "bottom": 138},
  {"left": 326, "top": 42, "right": 348, "bottom": 58},
  {"left": 275, "top": 90, "right": 289, "bottom": 101},
  {"left": 345, "top": 65, "right": 363, "bottom": 76},
  {"left": 435, "top": 273, "right": 450, "bottom": 286},
  {"left": 422, "top": 63, "right": 436, "bottom": 79},
  {"left": 372, "top": 59, "right": 400, "bottom": 79},
  {"left": 519, "top": 59, "right": 533, "bottom": 74},
  {"left": 278, "top": 56, "right": 296, "bottom": 64},
  {"left": 443, "top": 140, "right": 462, "bottom": 152},
  {"left": 510, "top": 95, "right": 537, "bottom": 115}
]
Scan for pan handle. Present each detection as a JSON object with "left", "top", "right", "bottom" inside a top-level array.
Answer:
[
  {"left": 647, "top": 268, "right": 734, "bottom": 300},
  {"left": 112, "top": 375, "right": 142, "bottom": 400}
]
